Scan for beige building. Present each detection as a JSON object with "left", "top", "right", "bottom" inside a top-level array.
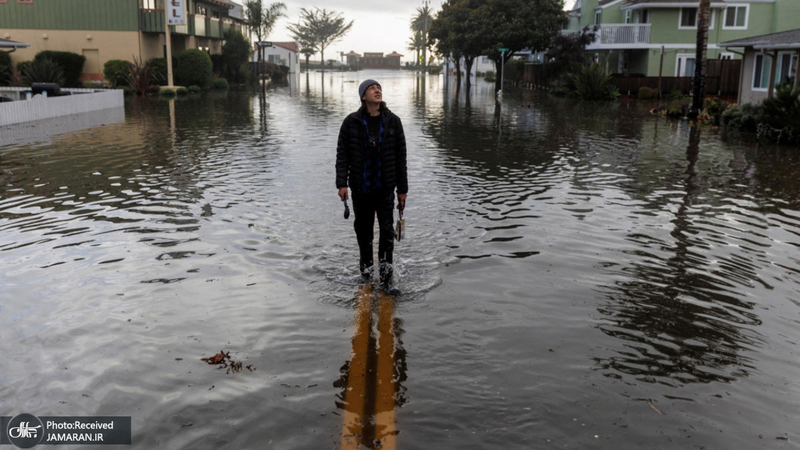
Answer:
[{"left": 1, "top": 0, "right": 245, "bottom": 82}]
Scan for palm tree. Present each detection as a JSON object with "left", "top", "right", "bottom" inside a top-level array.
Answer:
[
  {"left": 407, "top": 31, "right": 425, "bottom": 68},
  {"left": 410, "top": 2, "right": 434, "bottom": 70},
  {"left": 244, "top": 1, "right": 287, "bottom": 74}
]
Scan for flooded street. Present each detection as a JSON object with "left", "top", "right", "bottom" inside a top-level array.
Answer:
[{"left": 2, "top": 71, "right": 800, "bottom": 449}]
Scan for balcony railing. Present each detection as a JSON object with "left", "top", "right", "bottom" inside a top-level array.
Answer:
[{"left": 562, "top": 24, "right": 651, "bottom": 47}]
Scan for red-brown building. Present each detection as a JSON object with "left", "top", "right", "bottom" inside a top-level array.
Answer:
[{"left": 355, "top": 51, "right": 403, "bottom": 70}]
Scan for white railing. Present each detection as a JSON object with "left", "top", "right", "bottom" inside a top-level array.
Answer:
[{"left": 594, "top": 24, "right": 651, "bottom": 45}]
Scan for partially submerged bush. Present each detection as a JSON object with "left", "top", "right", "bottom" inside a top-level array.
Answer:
[
  {"left": 176, "top": 87, "right": 188, "bottom": 95},
  {"left": 757, "top": 83, "right": 800, "bottom": 144},
  {"left": 638, "top": 86, "right": 660, "bottom": 100},
  {"left": 188, "top": 85, "right": 201, "bottom": 93},
  {"left": 21, "top": 58, "right": 66, "bottom": 86},
  {"left": 103, "top": 59, "right": 133, "bottom": 88},
  {"left": 0, "top": 52, "right": 12, "bottom": 85},
  {"left": 34, "top": 51, "right": 85, "bottom": 87},
  {"left": 175, "top": 49, "right": 212, "bottom": 88},
  {"left": 211, "top": 77, "right": 229, "bottom": 89},
  {"left": 159, "top": 88, "right": 176, "bottom": 97},
  {"left": 565, "top": 63, "right": 619, "bottom": 101}
]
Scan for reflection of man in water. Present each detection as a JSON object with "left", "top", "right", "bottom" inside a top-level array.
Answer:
[{"left": 336, "top": 79, "right": 408, "bottom": 291}]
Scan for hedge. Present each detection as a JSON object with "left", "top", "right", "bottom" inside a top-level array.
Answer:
[
  {"left": 0, "top": 52, "right": 12, "bottom": 85},
  {"left": 103, "top": 60, "right": 132, "bottom": 88},
  {"left": 34, "top": 51, "right": 85, "bottom": 87},
  {"left": 175, "top": 49, "right": 212, "bottom": 88}
]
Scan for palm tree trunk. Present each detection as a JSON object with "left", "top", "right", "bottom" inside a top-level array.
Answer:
[{"left": 690, "top": 0, "right": 711, "bottom": 118}]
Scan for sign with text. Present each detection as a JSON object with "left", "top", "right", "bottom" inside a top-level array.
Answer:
[
  {"left": 168, "top": 0, "right": 185, "bottom": 25},
  {"left": 1, "top": 415, "right": 131, "bottom": 447}
]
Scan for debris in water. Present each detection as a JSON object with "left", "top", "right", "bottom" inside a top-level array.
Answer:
[
  {"left": 201, "top": 350, "right": 255, "bottom": 374},
  {"left": 647, "top": 401, "right": 663, "bottom": 415}
]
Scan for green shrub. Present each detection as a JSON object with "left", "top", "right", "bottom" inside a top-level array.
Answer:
[
  {"left": 148, "top": 58, "right": 168, "bottom": 86},
  {"left": 0, "top": 52, "right": 12, "bottom": 85},
  {"left": 16, "top": 61, "right": 32, "bottom": 76},
  {"left": 239, "top": 61, "right": 255, "bottom": 86},
  {"left": 266, "top": 63, "right": 289, "bottom": 83},
  {"left": 721, "top": 103, "right": 761, "bottom": 132},
  {"left": 34, "top": 51, "right": 85, "bottom": 87},
  {"left": 211, "top": 77, "right": 229, "bottom": 89},
  {"left": 176, "top": 86, "right": 188, "bottom": 95},
  {"left": 188, "top": 84, "right": 201, "bottom": 93},
  {"left": 175, "top": 49, "right": 212, "bottom": 88},
  {"left": 757, "top": 83, "right": 800, "bottom": 144},
  {"left": 483, "top": 71, "right": 496, "bottom": 82},
  {"left": 638, "top": 86, "right": 660, "bottom": 100},
  {"left": 103, "top": 59, "right": 132, "bottom": 88},
  {"left": 159, "top": 88, "right": 176, "bottom": 97},
  {"left": 210, "top": 54, "right": 225, "bottom": 76},
  {"left": 21, "top": 58, "right": 66, "bottom": 86},
  {"left": 565, "top": 63, "right": 619, "bottom": 101},
  {"left": 147, "top": 84, "right": 161, "bottom": 95}
]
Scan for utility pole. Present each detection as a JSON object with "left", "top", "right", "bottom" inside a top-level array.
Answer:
[
  {"left": 689, "top": 0, "right": 711, "bottom": 119},
  {"left": 657, "top": 45, "right": 664, "bottom": 107},
  {"left": 165, "top": 0, "right": 186, "bottom": 87}
]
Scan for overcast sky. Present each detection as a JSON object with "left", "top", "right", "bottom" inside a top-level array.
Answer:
[{"left": 264, "top": 0, "right": 572, "bottom": 63}]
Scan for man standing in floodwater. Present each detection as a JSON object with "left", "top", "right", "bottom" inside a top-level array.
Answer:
[{"left": 336, "top": 79, "right": 408, "bottom": 292}]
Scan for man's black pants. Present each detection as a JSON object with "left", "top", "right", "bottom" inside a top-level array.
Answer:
[{"left": 351, "top": 190, "right": 395, "bottom": 279}]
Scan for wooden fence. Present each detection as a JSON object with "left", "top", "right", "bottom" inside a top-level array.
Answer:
[{"left": 523, "top": 59, "right": 742, "bottom": 97}]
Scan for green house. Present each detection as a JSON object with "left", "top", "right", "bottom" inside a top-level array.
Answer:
[
  {"left": 565, "top": 0, "right": 800, "bottom": 79},
  {"left": 0, "top": 0, "right": 246, "bottom": 82}
]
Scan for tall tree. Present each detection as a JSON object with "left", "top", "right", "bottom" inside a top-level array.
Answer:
[
  {"left": 244, "top": 1, "right": 287, "bottom": 67},
  {"left": 475, "top": 0, "right": 566, "bottom": 93},
  {"left": 287, "top": 8, "right": 354, "bottom": 70},
  {"left": 410, "top": 2, "right": 435, "bottom": 70},
  {"left": 689, "top": 0, "right": 711, "bottom": 119},
  {"left": 429, "top": 0, "right": 484, "bottom": 91}
]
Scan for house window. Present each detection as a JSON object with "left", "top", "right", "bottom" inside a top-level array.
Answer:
[
  {"left": 141, "top": 0, "right": 159, "bottom": 9},
  {"left": 196, "top": 5, "right": 207, "bottom": 15},
  {"left": 753, "top": 52, "right": 796, "bottom": 91},
  {"left": 680, "top": 8, "right": 697, "bottom": 28},
  {"left": 724, "top": 5, "right": 748, "bottom": 29},
  {"left": 625, "top": 11, "right": 631, "bottom": 24},
  {"left": 753, "top": 54, "right": 771, "bottom": 90},
  {"left": 719, "top": 53, "right": 734, "bottom": 60},
  {"left": 595, "top": 11, "right": 601, "bottom": 25},
  {"left": 481, "top": 56, "right": 491, "bottom": 64},
  {"left": 212, "top": 10, "right": 220, "bottom": 18},
  {"left": 640, "top": 9, "right": 649, "bottom": 24},
  {"left": 676, "top": 54, "right": 696, "bottom": 77}
]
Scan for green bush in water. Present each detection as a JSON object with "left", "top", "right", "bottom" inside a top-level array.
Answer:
[
  {"left": 103, "top": 59, "right": 133, "bottom": 88},
  {"left": 188, "top": 85, "right": 201, "bottom": 93},
  {"left": 638, "top": 86, "right": 660, "bottom": 100},
  {"left": 21, "top": 58, "right": 66, "bottom": 87},
  {"left": 566, "top": 63, "right": 619, "bottom": 101},
  {"left": 212, "top": 78, "right": 229, "bottom": 89},
  {"left": 176, "top": 87, "right": 189, "bottom": 95}
]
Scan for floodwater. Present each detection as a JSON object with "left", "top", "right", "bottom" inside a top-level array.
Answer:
[{"left": 1, "top": 71, "right": 799, "bottom": 449}]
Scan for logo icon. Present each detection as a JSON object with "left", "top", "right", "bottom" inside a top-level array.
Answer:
[{"left": 6, "top": 414, "right": 44, "bottom": 449}]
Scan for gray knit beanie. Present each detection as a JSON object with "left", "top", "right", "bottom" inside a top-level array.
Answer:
[{"left": 358, "top": 79, "right": 381, "bottom": 100}]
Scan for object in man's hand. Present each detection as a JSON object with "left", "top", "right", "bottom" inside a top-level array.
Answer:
[
  {"left": 395, "top": 210, "right": 405, "bottom": 241},
  {"left": 343, "top": 199, "right": 350, "bottom": 219}
]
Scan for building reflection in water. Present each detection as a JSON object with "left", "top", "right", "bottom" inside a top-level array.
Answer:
[{"left": 334, "top": 285, "right": 407, "bottom": 449}]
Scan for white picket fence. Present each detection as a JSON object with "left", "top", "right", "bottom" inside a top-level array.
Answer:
[{"left": 0, "top": 88, "right": 124, "bottom": 127}]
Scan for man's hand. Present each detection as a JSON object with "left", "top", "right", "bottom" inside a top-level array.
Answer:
[
  {"left": 338, "top": 187, "right": 348, "bottom": 201},
  {"left": 397, "top": 193, "right": 407, "bottom": 210}
]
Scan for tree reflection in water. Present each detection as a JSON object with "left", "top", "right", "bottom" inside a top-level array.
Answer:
[{"left": 595, "top": 124, "right": 763, "bottom": 386}]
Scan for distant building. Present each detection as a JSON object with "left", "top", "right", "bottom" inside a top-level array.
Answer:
[
  {"left": 252, "top": 41, "right": 299, "bottom": 73},
  {"left": 0, "top": 0, "right": 246, "bottom": 82},
  {"left": 344, "top": 50, "right": 361, "bottom": 68},
  {"left": 360, "top": 52, "right": 404, "bottom": 70}
]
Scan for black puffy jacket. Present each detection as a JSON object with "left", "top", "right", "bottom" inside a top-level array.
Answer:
[{"left": 336, "top": 108, "right": 408, "bottom": 194}]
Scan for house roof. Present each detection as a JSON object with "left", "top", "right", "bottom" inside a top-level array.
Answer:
[
  {"left": 386, "top": 51, "right": 404, "bottom": 57},
  {"left": 202, "top": 0, "right": 236, "bottom": 9},
  {"left": 0, "top": 38, "right": 30, "bottom": 49},
  {"left": 720, "top": 28, "right": 800, "bottom": 50},
  {"left": 272, "top": 41, "right": 299, "bottom": 53},
  {"left": 344, "top": 51, "right": 361, "bottom": 57},
  {"left": 570, "top": 0, "right": 581, "bottom": 11}
]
